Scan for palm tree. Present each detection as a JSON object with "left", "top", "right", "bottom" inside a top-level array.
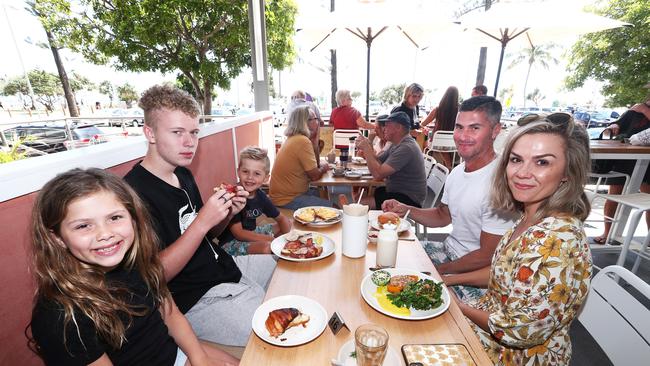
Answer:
[{"left": 508, "top": 44, "right": 559, "bottom": 107}]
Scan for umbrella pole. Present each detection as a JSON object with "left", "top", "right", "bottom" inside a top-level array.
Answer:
[
  {"left": 494, "top": 40, "right": 506, "bottom": 98},
  {"left": 365, "top": 31, "right": 371, "bottom": 121}
]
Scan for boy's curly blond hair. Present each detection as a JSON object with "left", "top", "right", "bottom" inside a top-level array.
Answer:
[{"left": 138, "top": 85, "right": 201, "bottom": 127}]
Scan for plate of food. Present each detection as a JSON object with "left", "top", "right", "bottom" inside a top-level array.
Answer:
[
  {"left": 344, "top": 171, "right": 362, "bottom": 180},
  {"left": 370, "top": 212, "right": 412, "bottom": 233},
  {"left": 360, "top": 268, "right": 450, "bottom": 320},
  {"left": 251, "top": 295, "right": 327, "bottom": 346},
  {"left": 351, "top": 156, "right": 367, "bottom": 165},
  {"left": 270, "top": 230, "right": 335, "bottom": 262},
  {"left": 294, "top": 206, "right": 342, "bottom": 226},
  {"left": 336, "top": 339, "right": 400, "bottom": 366}
]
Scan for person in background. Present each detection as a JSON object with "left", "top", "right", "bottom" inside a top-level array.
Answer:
[
  {"left": 29, "top": 168, "right": 238, "bottom": 365},
  {"left": 444, "top": 113, "right": 592, "bottom": 365},
  {"left": 592, "top": 97, "right": 650, "bottom": 244},
  {"left": 391, "top": 83, "right": 425, "bottom": 130},
  {"left": 219, "top": 146, "right": 292, "bottom": 256},
  {"left": 124, "top": 85, "right": 275, "bottom": 348},
  {"left": 372, "top": 114, "right": 392, "bottom": 155},
  {"left": 471, "top": 85, "right": 488, "bottom": 97},
  {"left": 331, "top": 89, "right": 375, "bottom": 131},
  {"left": 286, "top": 90, "right": 323, "bottom": 164},
  {"left": 382, "top": 96, "right": 515, "bottom": 303},
  {"left": 270, "top": 105, "right": 331, "bottom": 209},
  {"left": 421, "top": 86, "right": 460, "bottom": 169},
  {"left": 356, "top": 111, "right": 426, "bottom": 209}
]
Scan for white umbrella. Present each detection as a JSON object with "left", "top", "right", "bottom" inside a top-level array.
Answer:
[
  {"left": 459, "top": 0, "right": 631, "bottom": 96},
  {"left": 297, "top": 1, "right": 455, "bottom": 119}
]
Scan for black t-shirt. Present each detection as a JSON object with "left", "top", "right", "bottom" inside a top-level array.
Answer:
[
  {"left": 31, "top": 266, "right": 177, "bottom": 365},
  {"left": 124, "top": 163, "right": 242, "bottom": 313},
  {"left": 391, "top": 103, "right": 420, "bottom": 130},
  {"left": 219, "top": 189, "right": 280, "bottom": 243}
]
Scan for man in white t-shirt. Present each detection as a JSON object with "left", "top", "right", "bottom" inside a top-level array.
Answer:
[{"left": 383, "top": 96, "right": 515, "bottom": 301}]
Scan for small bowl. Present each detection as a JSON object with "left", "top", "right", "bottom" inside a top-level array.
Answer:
[
  {"left": 368, "top": 231, "right": 379, "bottom": 243},
  {"left": 344, "top": 171, "right": 362, "bottom": 180}
]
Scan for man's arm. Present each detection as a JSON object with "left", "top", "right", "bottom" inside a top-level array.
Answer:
[
  {"left": 631, "top": 103, "right": 650, "bottom": 120},
  {"left": 159, "top": 190, "right": 235, "bottom": 281},
  {"left": 435, "top": 231, "right": 502, "bottom": 275},
  {"left": 357, "top": 136, "right": 394, "bottom": 180},
  {"left": 382, "top": 199, "right": 452, "bottom": 228}
]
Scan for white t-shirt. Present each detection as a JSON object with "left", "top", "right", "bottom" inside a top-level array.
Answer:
[{"left": 441, "top": 158, "right": 516, "bottom": 258}]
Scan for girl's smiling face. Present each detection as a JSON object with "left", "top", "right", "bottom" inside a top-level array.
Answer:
[
  {"left": 506, "top": 133, "right": 567, "bottom": 214},
  {"left": 57, "top": 190, "right": 134, "bottom": 271}
]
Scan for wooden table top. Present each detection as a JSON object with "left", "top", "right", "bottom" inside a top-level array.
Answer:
[
  {"left": 590, "top": 139, "right": 650, "bottom": 156},
  {"left": 313, "top": 163, "right": 386, "bottom": 187},
  {"left": 240, "top": 211, "right": 492, "bottom": 366}
]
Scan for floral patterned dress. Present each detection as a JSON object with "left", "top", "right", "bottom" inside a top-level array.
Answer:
[{"left": 471, "top": 216, "right": 592, "bottom": 365}]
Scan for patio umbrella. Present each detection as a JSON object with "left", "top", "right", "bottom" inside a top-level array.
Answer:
[
  {"left": 297, "top": 2, "right": 454, "bottom": 120},
  {"left": 459, "top": 0, "right": 630, "bottom": 97}
]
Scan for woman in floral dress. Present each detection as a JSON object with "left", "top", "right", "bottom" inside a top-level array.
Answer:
[{"left": 444, "top": 114, "right": 592, "bottom": 365}]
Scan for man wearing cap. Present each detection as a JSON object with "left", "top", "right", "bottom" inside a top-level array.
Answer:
[{"left": 355, "top": 111, "right": 427, "bottom": 209}]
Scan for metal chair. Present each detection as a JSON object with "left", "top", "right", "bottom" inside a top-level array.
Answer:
[
  {"left": 423, "top": 154, "right": 437, "bottom": 178},
  {"left": 577, "top": 265, "right": 650, "bottom": 365},
  {"left": 584, "top": 171, "right": 630, "bottom": 247},
  {"left": 414, "top": 162, "right": 449, "bottom": 238},
  {"left": 332, "top": 129, "right": 360, "bottom": 149}
]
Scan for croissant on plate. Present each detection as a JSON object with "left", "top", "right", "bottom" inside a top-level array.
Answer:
[{"left": 265, "top": 308, "right": 310, "bottom": 338}]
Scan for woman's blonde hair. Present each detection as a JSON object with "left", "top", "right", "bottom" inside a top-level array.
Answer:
[
  {"left": 491, "top": 113, "right": 591, "bottom": 222},
  {"left": 284, "top": 105, "right": 311, "bottom": 137},
  {"left": 335, "top": 89, "right": 352, "bottom": 106},
  {"left": 28, "top": 168, "right": 169, "bottom": 352},
  {"left": 401, "top": 83, "right": 424, "bottom": 104}
]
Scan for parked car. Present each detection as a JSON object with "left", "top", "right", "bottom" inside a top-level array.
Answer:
[
  {"left": 589, "top": 109, "right": 620, "bottom": 128},
  {"left": 108, "top": 108, "right": 144, "bottom": 127},
  {"left": 1, "top": 123, "right": 108, "bottom": 154}
]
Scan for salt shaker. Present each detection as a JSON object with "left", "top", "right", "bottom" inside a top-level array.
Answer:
[{"left": 376, "top": 228, "right": 398, "bottom": 268}]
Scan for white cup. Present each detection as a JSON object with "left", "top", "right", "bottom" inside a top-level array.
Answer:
[
  {"left": 342, "top": 212, "right": 369, "bottom": 258},
  {"left": 376, "top": 229, "right": 398, "bottom": 268}
]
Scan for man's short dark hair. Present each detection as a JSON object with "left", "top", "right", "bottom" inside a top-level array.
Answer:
[{"left": 459, "top": 96, "right": 502, "bottom": 127}]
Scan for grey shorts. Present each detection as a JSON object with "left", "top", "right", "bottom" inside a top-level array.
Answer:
[{"left": 184, "top": 254, "right": 276, "bottom": 346}]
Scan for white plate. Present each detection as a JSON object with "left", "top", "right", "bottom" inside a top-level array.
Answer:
[
  {"left": 293, "top": 206, "right": 342, "bottom": 226},
  {"left": 351, "top": 157, "right": 367, "bottom": 165},
  {"left": 251, "top": 295, "right": 328, "bottom": 346},
  {"left": 360, "top": 268, "right": 450, "bottom": 320},
  {"left": 344, "top": 171, "right": 362, "bottom": 180},
  {"left": 370, "top": 218, "right": 412, "bottom": 233},
  {"left": 337, "top": 339, "right": 400, "bottom": 366},
  {"left": 270, "top": 232, "right": 336, "bottom": 262}
]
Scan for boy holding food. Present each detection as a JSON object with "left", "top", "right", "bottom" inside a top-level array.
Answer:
[{"left": 219, "top": 146, "right": 292, "bottom": 255}]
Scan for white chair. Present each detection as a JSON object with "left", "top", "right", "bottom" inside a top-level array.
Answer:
[
  {"left": 589, "top": 193, "right": 650, "bottom": 274},
  {"left": 428, "top": 130, "right": 460, "bottom": 168},
  {"left": 423, "top": 154, "right": 437, "bottom": 178},
  {"left": 415, "top": 163, "right": 449, "bottom": 238},
  {"left": 577, "top": 265, "right": 650, "bottom": 365},
  {"left": 332, "top": 129, "right": 360, "bottom": 149},
  {"left": 584, "top": 171, "right": 630, "bottom": 248}
]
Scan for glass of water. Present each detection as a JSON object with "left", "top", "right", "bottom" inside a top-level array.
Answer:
[{"left": 354, "top": 324, "right": 389, "bottom": 366}]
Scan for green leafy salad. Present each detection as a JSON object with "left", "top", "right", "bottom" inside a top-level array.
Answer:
[{"left": 386, "top": 279, "right": 443, "bottom": 310}]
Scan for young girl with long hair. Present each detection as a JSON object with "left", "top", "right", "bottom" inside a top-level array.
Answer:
[{"left": 28, "top": 168, "right": 237, "bottom": 365}]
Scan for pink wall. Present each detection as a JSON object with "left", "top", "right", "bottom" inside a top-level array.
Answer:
[{"left": 0, "top": 119, "right": 263, "bottom": 365}]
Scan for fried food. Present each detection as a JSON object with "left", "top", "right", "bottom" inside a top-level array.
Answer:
[
  {"left": 296, "top": 207, "right": 339, "bottom": 223},
  {"left": 315, "top": 207, "right": 338, "bottom": 220},
  {"left": 378, "top": 212, "right": 401, "bottom": 228},
  {"left": 296, "top": 208, "right": 316, "bottom": 222},
  {"left": 281, "top": 231, "right": 323, "bottom": 259},
  {"left": 265, "top": 308, "right": 310, "bottom": 338}
]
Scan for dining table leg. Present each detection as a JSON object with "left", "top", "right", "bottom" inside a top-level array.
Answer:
[{"left": 611, "top": 159, "right": 650, "bottom": 241}]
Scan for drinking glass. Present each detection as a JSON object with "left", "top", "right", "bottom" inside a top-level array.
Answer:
[{"left": 354, "top": 324, "right": 389, "bottom": 366}]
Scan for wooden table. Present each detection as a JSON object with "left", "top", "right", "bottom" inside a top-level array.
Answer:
[
  {"left": 240, "top": 211, "right": 492, "bottom": 366},
  {"left": 590, "top": 140, "right": 650, "bottom": 239}
]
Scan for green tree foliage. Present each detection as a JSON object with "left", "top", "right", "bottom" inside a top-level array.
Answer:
[
  {"left": 117, "top": 83, "right": 138, "bottom": 108},
  {"left": 565, "top": 0, "right": 650, "bottom": 106},
  {"left": 376, "top": 83, "right": 406, "bottom": 106},
  {"left": 74, "top": 0, "right": 297, "bottom": 114},
  {"left": 3, "top": 70, "right": 62, "bottom": 111},
  {"left": 99, "top": 80, "right": 116, "bottom": 107},
  {"left": 526, "top": 88, "right": 545, "bottom": 107},
  {"left": 508, "top": 44, "right": 559, "bottom": 107}
]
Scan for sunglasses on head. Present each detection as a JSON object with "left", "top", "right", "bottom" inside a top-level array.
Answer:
[{"left": 517, "top": 112, "right": 573, "bottom": 127}]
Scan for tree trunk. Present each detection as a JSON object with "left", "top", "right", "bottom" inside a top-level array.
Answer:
[
  {"left": 523, "top": 64, "right": 532, "bottom": 108},
  {"left": 202, "top": 79, "right": 212, "bottom": 117},
  {"left": 46, "top": 29, "right": 78, "bottom": 117}
]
